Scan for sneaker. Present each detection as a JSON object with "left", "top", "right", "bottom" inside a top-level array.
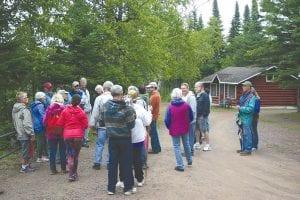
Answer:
[
  {"left": 50, "top": 170, "right": 58, "bottom": 175},
  {"left": 92, "top": 163, "right": 101, "bottom": 170},
  {"left": 124, "top": 187, "right": 137, "bottom": 196},
  {"left": 194, "top": 143, "right": 201, "bottom": 150},
  {"left": 107, "top": 191, "right": 115, "bottom": 195},
  {"left": 137, "top": 180, "right": 144, "bottom": 187},
  {"left": 68, "top": 176, "right": 76, "bottom": 182},
  {"left": 42, "top": 156, "right": 49, "bottom": 162},
  {"left": 36, "top": 158, "right": 42, "bottom": 163},
  {"left": 174, "top": 166, "right": 184, "bottom": 172},
  {"left": 240, "top": 151, "right": 251, "bottom": 156},
  {"left": 116, "top": 181, "right": 124, "bottom": 188},
  {"left": 236, "top": 149, "right": 242, "bottom": 153},
  {"left": 19, "top": 166, "right": 34, "bottom": 173},
  {"left": 203, "top": 144, "right": 212, "bottom": 151},
  {"left": 188, "top": 162, "right": 192, "bottom": 167},
  {"left": 252, "top": 147, "right": 257, "bottom": 152},
  {"left": 143, "top": 163, "right": 149, "bottom": 169},
  {"left": 82, "top": 143, "right": 89, "bottom": 148}
]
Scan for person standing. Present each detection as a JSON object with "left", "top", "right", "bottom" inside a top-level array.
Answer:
[
  {"left": 12, "top": 92, "right": 35, "bottom": 173},
  {"left": 148, "top": 82, "right": 161, "bottom": 154},
  {"left": 43, "top": 82, "right": 53, "bottom": 108},
  {"left": 31, "top": 92, "right": 49, "bottom": 162},
  {"left": 57, "top": 94, "right": 88, "bottom": 181},
  {"left": 237, "top": 81, "right": 256, "bottom": 156},
  {"left": 251, "top": 87, "right": 261, "bottom": 151},
  {"left": 80, "top": 77, "right": 92, "bottom": 147},
  {"left": 43, "top": 93, "right": 67, "bottom": 175},
  {"left": 102, "top": 85, "right": 136, "bottom": 195},
  {"left": 194, "top": 82, "right": 211, "bottom": 151},
  {"left": 181, "top": 83, "right": 197, "bottom": 156},
  {"left": 91, "top": 84, "right": 104, "bottom": 107},
  {"left": 90, "top": 81, "right": 113, "bottom": 170},
  {"left": 164, "top": 88, "right": 193, "bottom": 171}
]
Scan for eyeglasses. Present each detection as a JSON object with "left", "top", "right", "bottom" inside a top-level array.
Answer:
[{"left": 74, "top": 85, "right": 79, "bottom": 87}]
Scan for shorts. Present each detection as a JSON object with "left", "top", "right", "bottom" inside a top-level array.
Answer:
[
  {"left": 20, "top": 140, "right": 30, "bottom": 161},
  {"left": 197, "top": 116, "right": 209, "bottom": 133}
]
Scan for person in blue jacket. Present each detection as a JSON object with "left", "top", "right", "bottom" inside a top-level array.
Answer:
[
  {"left": 237, "top": 81, "right": 256, "bottom": 156},
  {"left": 31, "top": 91, "right": 49, "bottom": 162},
  {"left": 251, "top": 87, "right": 261, "bottom": 151}
]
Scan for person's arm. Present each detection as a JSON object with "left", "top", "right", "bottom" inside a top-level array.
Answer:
[
  {"left": 23, "top": 109, "right": 34, "bottom": 137},
  {"left": 81, "top": 110, "right": 89, "bottom": 129},
  {"left": 151, "top": 95, "right": 160, "bottom": 120},
  {"left": 164, "top": 105, "right": 171, "bottom": 129},
  {"left": 240, "top": 96, "right": 256, "bottom": 114},
  {"left": 125, "top": 107, "right": 136, "bottom": 129},
  {"left": 188, "top": 105, "right": 194, "bottom": 123},
  {"left": 89, "top": 96, "right": 100, "bottom": 128},
  {"left": 141, "top": 107, "right": 152, "bottom": 127}
]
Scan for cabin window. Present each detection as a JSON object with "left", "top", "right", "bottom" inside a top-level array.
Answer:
[
  {"left": 210, "top": 83, "right": 217, "bottom": 97},
  {"left": 227, "top": 85, "right": 236, "bottom": 99},
  {"left": 266, "top": 74, "right": 275, "bottom": 82}
]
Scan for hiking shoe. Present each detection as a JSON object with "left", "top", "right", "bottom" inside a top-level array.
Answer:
[
  {"left": 194, "top": 143, "right": 201, "bottom": 150},
  {"left": 50, "top": 170, "right": 58, "bottom": 175},
  {"left": 36, "top": 158, "right": 42, "bottom": 163},
  {"left": 107, "top": 191, "right": 115, "bottom": 195},
  {"left": 174, "top": 166, "right": 184, "bottom": 172},
  {"left": 252, "top": 148, "right": 257, "bottom": 152},
  {"left": 188, "top": 162, "right": 192, "bottom": 167},
  {"left": 116, "top": 181, "right": 124, "bottom": 188},
  {"left": 137, "top": 180, "right": 144, "bottom": 187},
  {"left": 240, "top": 151, "right": 251, "bottom": 156},
  {"left": 42, "top": 156, "right": 49, "bottom": 162},
  {"left": 19, "top": 166, "right": 34, "bottom": 173},
  {"left": 124, "top": 187, "right": 137, "bottom": 196},
  {"left": 92, "top": 163, "right": 101, "bottom": 170},
  {"left": 203, "top": 144, "right": 212, "bottom": 151},
  {"left": 68, "top": 176, "right": 76, "bottom": 182},
  {"left": 236, "top": 150, "right": 242, "bottom": 153}
]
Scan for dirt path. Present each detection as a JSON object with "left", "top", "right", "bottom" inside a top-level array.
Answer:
[{"left": 1, "top": 107, "right": 299, "bottom": 200}]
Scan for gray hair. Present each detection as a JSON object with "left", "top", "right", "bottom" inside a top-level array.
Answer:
[
  {"left": 35, "top": 91, "right": 46, "bottom": 100},
  {"left": 194, "top": 81, "right": 203, "bottom": 87},
  {"left": 80, "top": 77, "right": 87, "bottom": 83},
  {"left": 95, "top": 84, "right": 103, "bottom": 93},
  {"left": 51, "top": 93, "right": 64, "bottom": 104},
  {"left": 103, "top": 81, "right": 113, "bottom": 91},
  {"left": 171, "top": 88, "right": 182, "bottom": 99},
  {"left": 111, "top": 85, "right": 123, "bottom": 97},
  {"left": 128, "top": 85, "right": 139, "bottom": 93}
]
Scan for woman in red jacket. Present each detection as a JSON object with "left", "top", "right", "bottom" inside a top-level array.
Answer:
[{"left": 57, "top": 94, "right": 88, "bottom": 181}]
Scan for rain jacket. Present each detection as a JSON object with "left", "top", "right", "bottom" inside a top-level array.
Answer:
[
  {"left": 30, "top": 100, "right": 46, "bottom": 133},
  {"left": 12, "top": 103, "right": 34, "bottom": 140},
  {"left": 182, "top": 91, "right": 197, "bottom": 123},
  {"left": 164, "top": 98, "right": 194, "bottom": 136},
  {"left": 57, "top": 105, "right": 88, "bottom": 139},
  {"left": 238, "top": 91, "right": 256, "bottom": 125},
  {"left": 43, "top": 103, "right": 66, "bottom": 139},
  {"left": 102, "top": 99, "right": 136, "bottom": 138}
]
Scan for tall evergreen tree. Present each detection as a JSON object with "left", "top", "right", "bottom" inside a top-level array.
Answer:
[
  {"left": 250, "top": 0, "right": 261, "bottom": 33},
  {"left": 197, "top": 15, "right": 204, "bottom": 31},
  {"left": 228, "top": 1, "right": 241, "bottom": 41},
  {"left": 243, "top": 5, "right": 251, "bottom": 34},
  {"left": 212, "top": 0, "right": 220, "bottom": 20}
]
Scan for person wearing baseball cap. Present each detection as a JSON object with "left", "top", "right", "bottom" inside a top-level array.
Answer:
[
  {"left": 148, "top": 82, "right": 161, "bottom": 154},
  {"left": 236, "top": 81, "right": 256, "bottom": 156},
  {"left": 43, "top": 82, "right": 53, "bottom": 108}
]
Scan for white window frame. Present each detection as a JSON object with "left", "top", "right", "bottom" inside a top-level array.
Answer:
[
  {"left": 210, "top": 83, "right": 217, "bottom": 97},
  {"left": 266, "top": 74, "right": 275, "bottom": 82},
  {"left": 227, "top": 84, "right": 236, "bottom": 99}
]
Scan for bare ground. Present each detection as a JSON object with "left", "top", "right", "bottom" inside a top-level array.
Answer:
[{"left": 0, "top": 106, "right": 299, "bottom": 200}]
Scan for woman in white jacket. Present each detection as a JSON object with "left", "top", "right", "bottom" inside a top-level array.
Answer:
[{"left": 117, "top": 89, "right": 152, "bottom": 188}]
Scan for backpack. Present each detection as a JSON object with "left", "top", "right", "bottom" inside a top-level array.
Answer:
[{"left": 46, "top": 113, "right": 63, "bottom": 135}]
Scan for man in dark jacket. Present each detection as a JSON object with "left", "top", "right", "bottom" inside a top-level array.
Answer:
[
  {"left": 102, "top": 85, "right": 137, "bottom": 196},
  {"left": 194, "top": 82, "right": 211, "bottom": 151}
]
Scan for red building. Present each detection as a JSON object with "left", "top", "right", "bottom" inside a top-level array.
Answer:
[{"left": 200, "top": 66, "right": 299, "bottom": 107}]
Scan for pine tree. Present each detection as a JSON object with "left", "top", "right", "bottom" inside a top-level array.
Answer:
[
  {"left": 212, "top": 0, "right": 220, "bottom": 20},
  {"left": 197, "top": 15, "right": 204, "bottom": 31},
  {"left": 228, "top": 1, "right": 241, "bottom": 41},
  {"left": 243, "top": 5, "right": 251, "bottom": 34},
  {"left": 250, "top": 0, "right": 261, "bottom": 33}
]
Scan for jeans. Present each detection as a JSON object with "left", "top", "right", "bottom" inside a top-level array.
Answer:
[
  {"left": 48, "top": 138, "right": 66, "bottom": 171},
  {"left": 188, "top": 122, "right": 196, "bottom": 152},
  {"left": 171, "top": 134, "right": 192, "bottom": 169},
  {"left": 35, "top": 131, "right": 48, "bottom": 158},
  {"left": 252, "top": 114, "right": 259, "bottom": 149},
  {"left": 141, "top": 145, "right": 146, "bottom": 166},
  {"left": 149, "top": 121, "right": 161, "bottom": 153},
  {"left": 94, "top": 128, "right": 109, "bottom": 165},
  {"left": 108, "top": 138, "right": 134, "bottom": 193},
  {"left": 65, "top": 138, "right": 82, "bottom": 178},
  {"left": 133, "top": 146, "right": 143, "bottom": 182},
  {"left": 242, "top": 124, "right": 253, "bottom": 152}
]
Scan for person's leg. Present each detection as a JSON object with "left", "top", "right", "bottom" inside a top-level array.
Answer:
[
  {"left": 149, "top": 121, "right": 161, "bottom": 153},
  {"left": 42, "top": 132, "right": 49, "bottom": 158},
  {"left": 171, "top": 136, "right": 184, "bottom": 169},
  {"left": 252, "top": 114, "right": 259, "bottom": 149},
  {"left": 35, "top": 133, "right": 42, "bottom": 159},
  {"left": 48, "top": 139, "right": 57, "bottom": 172},
  {"left": 120, "top": 139, "right": 134, "bottom": 192},
  {"left": 58, "top": 138, "right": 66, "bottom": 171},
  {"left": 107, "top": 139, "right": 118, "bottom": 193},
  {"left": 133, "top": 146, "right": 144, "bottom": 182},
  {"left": 72, "top": 138, "right": 82, "bottom": 178},
  {"left": 94, "top": 128, "right": 104, "bottom": 166},
  {"left": 182, "top": 134, "right": 192, "bottom": 164},
  {"left": 188, "top": 122, "right": 196, "bottom": 154},
  {"left": 65, "top": 139, "right": 76, "bottom": 178},
  {"left": 20, "top": 140, "right": 31, "bottom": 170},
  {"left": 242, "top": 124, "right": 252, "bottom": 153}
]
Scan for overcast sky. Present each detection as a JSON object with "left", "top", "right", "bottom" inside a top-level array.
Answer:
[{"left": 179, "top": 0, "right": 253, "bottom": 36}]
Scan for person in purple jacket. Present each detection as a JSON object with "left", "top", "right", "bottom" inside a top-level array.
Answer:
[{"left": 164, "top": 88, "right": 194, "bottom": 172}]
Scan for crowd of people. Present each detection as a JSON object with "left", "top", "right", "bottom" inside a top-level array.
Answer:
[{"left": 11, "top": 78, "right": 260, "bottom": 196}]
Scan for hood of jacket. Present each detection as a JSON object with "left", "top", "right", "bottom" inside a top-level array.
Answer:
[
  {"left": 47, "top": 103, "right": 65, "bottom": 115},
  {"left": 106, "top": 99, "right": 126, "bottom": 114},
  {"left": 30, "top": 100, "right": 44, "bottom": 110},
  {"left": 12, "top": 103, "right": 27, "bottom": 113},
  {"left": 66, "top": 105, "right": 83, "bottom": 115},
  {"left": 171, "top": 98, "right": 185, "bottom": 106}
]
